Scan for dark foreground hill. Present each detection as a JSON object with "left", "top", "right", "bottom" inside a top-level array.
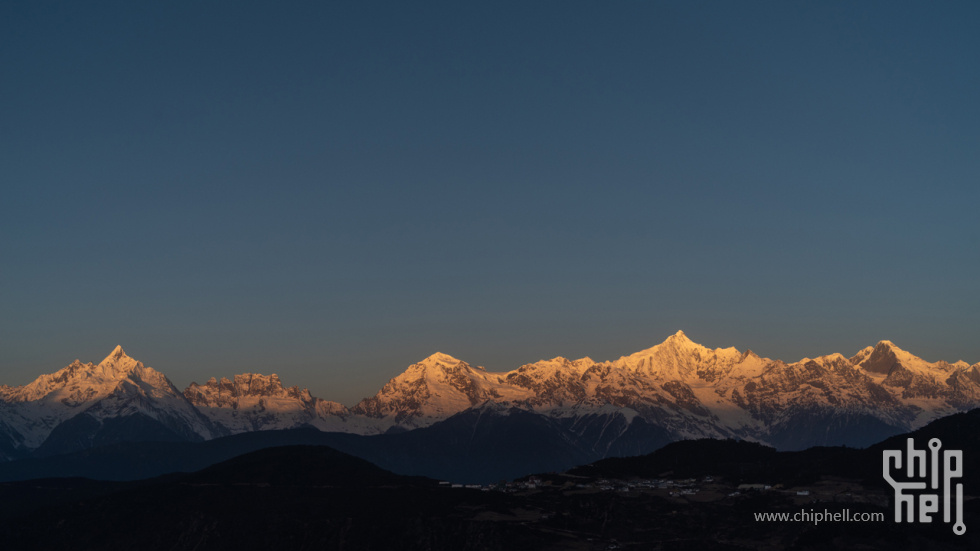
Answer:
[
  {"left": 1, "top": 443, "right": 978, "bottom": 549},
  {"left": 0, "top": 409, "right": 977, "bottom": 550},
  {"left": 571, "top": 407, "right": 980, "bottom": 492},
  {"left": 0, "top": 445, "right": 551, "bottom": 551},
  {"left": 4, "top": 406, "right": 977, "bottom": 488},
  {"left": 0, "top": 406, "right": 672, "bottom": 484}
]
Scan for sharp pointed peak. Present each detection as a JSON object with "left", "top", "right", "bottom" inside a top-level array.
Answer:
[
  {"left": 93, "top": 345, "right": 147, "bottom": 377},
  {"left": 621, "top": 330, "right": 708, "bottom": 365},
  {"left": 100, "top": 345, "right": 131, "bottom": 365},
  {"left": 661, "top": 330, "right": 698, "bottom": 347}
]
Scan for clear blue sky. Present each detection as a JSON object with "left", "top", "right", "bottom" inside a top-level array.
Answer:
[{"left": 3, "top": 1, "right": 978, "bottom": 405}]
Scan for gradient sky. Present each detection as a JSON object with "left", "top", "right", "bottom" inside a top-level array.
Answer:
[{"left": 3, "top": 1, "right": 978, "bottom": 405}]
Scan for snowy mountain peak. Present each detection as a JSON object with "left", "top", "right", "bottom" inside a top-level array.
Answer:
[
  {"left": 647, "top": 330, "right": 698, "bottom": 351},
  {"left": 660, "top": 329, "right": 703, "bottom": 350},
  {"left": 351, "top": 351, "right": 534, "bottom": 427},
  {"left": 869, "top": 340, "right": 923, "bottom": 360},
  {"left": 670, "top": 329, "right": 691, "bottom": 341},
  {"left": 0, "top": 349, "right": 223, "bottom": 452},
  {"left": 859, "top": 339, "right": 934, "bottom": 377},
  {"left": 97, "top": 345, "right": 141, "bottom": 375},
  {"left": 104, "top": 345, "right": 127, "bottom": 362},
  {"left": 419, "top": 352, "right": 462, "bottom": 366},
  {"left": 628, "top": 330, "right": 702, "bottom": 358},
  {"left": 615, "top": 330, "right": 714, "bottom": 377},
  {"left": 3, "top": 334, "right": 980, "bottom": 462}
]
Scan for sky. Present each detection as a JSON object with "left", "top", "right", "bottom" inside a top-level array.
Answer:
[{"left": 2, "top": 1, "right": 978, "bottom": 405}]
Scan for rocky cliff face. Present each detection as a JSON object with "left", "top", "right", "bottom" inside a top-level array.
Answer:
[{"left": 184, "top": 373, "right": 359, "bottom": 434}]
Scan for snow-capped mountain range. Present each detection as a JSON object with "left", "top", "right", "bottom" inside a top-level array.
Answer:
[
  {"left": 2, "top": 332, "right": 979, "bottom": 461},
  {"left": 0, "top": 346, "right": 223, "bottom": 459}
]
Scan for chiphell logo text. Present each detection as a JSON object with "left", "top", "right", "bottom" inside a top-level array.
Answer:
[{"left": 883, "top": 438, "right": 965, "bottom": 535}]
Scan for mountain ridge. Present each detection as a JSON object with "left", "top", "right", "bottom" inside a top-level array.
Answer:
[{"left": 2, "top": 332, "right": 979, "bottom": 462}]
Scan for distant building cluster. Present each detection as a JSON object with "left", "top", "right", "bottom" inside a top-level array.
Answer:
[{"left": 436, "top": 474, "right": 870, "bottom": 506}]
